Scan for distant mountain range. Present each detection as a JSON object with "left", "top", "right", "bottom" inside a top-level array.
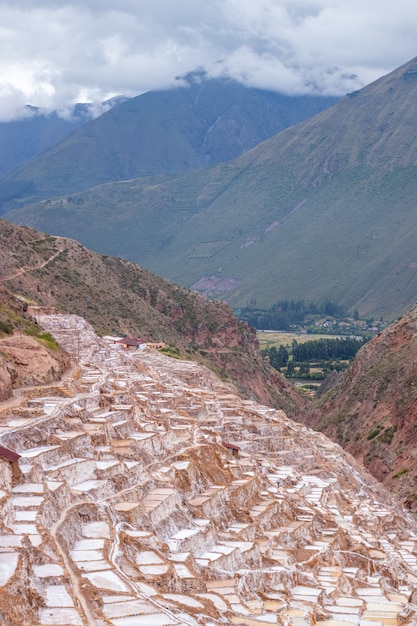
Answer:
[
  {"left": 0, "top": 98, "right": 127, "bottom": 178},
  {"left": 3, "top": 60, "right": 417, "bottom": 319},
  {"left": 0, "top": 74, "right": 337, "bottom": 201}
]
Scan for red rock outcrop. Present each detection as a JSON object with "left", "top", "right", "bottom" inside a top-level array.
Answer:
[
  {"left": 303, "top": 302, "right": 417, "bottom": 511},
  {"left": 0, "top": 364, "right": 12, "bottom": 401},
  {"left": 0, "top": 335, "right": 70, "bottom": 389}
]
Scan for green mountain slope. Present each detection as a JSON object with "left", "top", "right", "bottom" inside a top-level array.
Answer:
[
  {"left": 5, "top": 58, "right": 417, "bottom": 319},
  {"left": 0, "top": 75, "right": 337, "bottom": 201}
]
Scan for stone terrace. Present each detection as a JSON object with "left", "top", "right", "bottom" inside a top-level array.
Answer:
[{"left": 0, "top": 314, "right": 416, "bottom": 625}]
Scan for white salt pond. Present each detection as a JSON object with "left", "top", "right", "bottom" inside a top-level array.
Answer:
[
  {"left": 11, "top": 495, "right": 43, "bottom": 507},
  {"left": 72, "top": 479, "right": 107, "bottom": 492},
  {"left": 139, "top": 564, "right": 169, "bottom": 575},
  {"left": 77, "top": 560, "right": 110, "bottom": 572},
  {"left": 15, "top": 510, "right": 37, "bottom": 521},
  {"left": 0, "top": 554, "right": 18, "bottom": 586},
  {"left": 0, "top": 535, "right": 22, "bottom": 548},
  {"left": 82, "top": 521, "right": 111, "bottom": 538},
  {"left": 74, "top": 538, "right": 105, "bottom": 551},
  {"left": 173, "top": 563, "right": 194, "bottom": 578},
  {"left": 103, "top": 599, "right": 162, "bottom": 619},
  {"left": 33, "top": 564, "right": 64, "bottom": 578},
  {"left": 20, "top": 445, "right": 60, "bottom": 458},
  {"left": 110, "top": 615, "right": 181, "bottom": 626},
  {"left": 163, "top": 593, "right": 206, "bottom": 609},
  {"left": 45, "top": 585, "right": 74, "bottom": 607},
  {"left": 39, "top": 607, "right": 83, "bottom": 625},
  {"left": 83, "top": 570, "right": 131, "bottom": 592},
  {"left": 12, "top": 483, "right": 44, "bottom": 493},
  {"left": 136, "top": 550, "right": 164, "bottom": 565},
  {"left": 70, "top": 549, "right": 104, "bottom": 561}
]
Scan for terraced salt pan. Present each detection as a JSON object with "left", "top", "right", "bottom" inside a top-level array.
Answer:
[
  {"left": 6, "top": 313, "right": 417, "bottom": 626},
  {"left": 33, "top": 563, "right": 65, "bottom": 578},
  {"left": 82, "top": 521, "right": 111, "bottom": 538},
  {"left": 6, "top": 418, "right": 37, "bottom": 427},
  {"left": 11, "top": 523, "right": 38, "bottom": 534},
  {"left": 96, "top": 459, "right": 120, "bottom": 470},
  {"left": 83, "top": 570, "right": 131, "bottom": 592},
  {"left": 172, "top": 563, "right": 194, "bottom": 578},
  {"left": 170, "top": 528, "right": 200, "bottom": 541},
  {"left": 72, "top": 479, "right": 107, "bottom": 491},
  {"left": 77, "top": 560, "right": 110, "bottom": 572},
  {"left": 11, "top": 495, "right": 43, "bottom": 507},
  {"left": 71, "top": 549, "right": 104, "bottom": 561},
  {"left": 135, "top": 550, "right": 164, "bottom": 565},
  {"left": 15, "top": 510, "right": 37, "bottom": 521},
  {"left": 45, "top": 584, "right": 74, "bottom": 607},
  {"left": 109, "top": 615, "right": 182, "bottom": 626},
  {"left": 0, "top": 535, "right": 22, "bottom": 548},
  {"left": 0, "top": 554, "right": 19, "bottom": 585},
  {"left": 316, "top": 619, "right": 356, "bottom": 626},
  {"left": 12, "top": 483, "right": 44, "bottom": 493},
  {"left": 290, "top": 586, "right": 322, "bottom": 601},
  {"left": 103, "top": 598, "right": 162, "bottom": 618},
  {"left": 39, "top": 607, "right": 83, "bottom": 625},
  {"left": 163, "top": 594, "right": 205, "bottom": 608},
  {"left": 74, "top": 538, "right": 105, "bottom": 551},
  {"left": 46, "top": 480, "right": 63, "bottom": 491},
  {"left": 139, "top": 564, "right": 169, "bottom": 575}
]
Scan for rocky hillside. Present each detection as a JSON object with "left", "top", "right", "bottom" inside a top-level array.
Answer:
[
  {"left": 0, "top": 284, "right": 70, "bottom": 402},
  {"left": 303, "top": 302, "right": 417, "bottom": 511},
  {"left": 0, "top": 219, "right": 306, "bottom": 416}
]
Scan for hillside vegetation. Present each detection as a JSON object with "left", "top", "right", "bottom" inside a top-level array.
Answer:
[
  {"left": 5, "top": 59, "right": 417, "bottom": 319},
  {"left": 0, "top": 219, "right": 306, "bottom": 416}
]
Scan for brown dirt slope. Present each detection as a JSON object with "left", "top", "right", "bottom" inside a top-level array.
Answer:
[
  {"left": 303, "top": 302, "right": 417, "bottom": 510},
  {"left": 0, "top": 283, "right": 70, "bottom": 400},
  {"left": 0, "top": 219, "right": 307, "bottom": 415}
]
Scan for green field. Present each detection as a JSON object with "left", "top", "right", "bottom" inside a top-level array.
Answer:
[{"left": 257, "top": 330, "right": 339, "bottom": 349}]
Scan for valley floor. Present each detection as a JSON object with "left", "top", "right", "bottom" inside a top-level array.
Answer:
[{"left": 0, "top": 313, "right": 416, "bottom": 625}]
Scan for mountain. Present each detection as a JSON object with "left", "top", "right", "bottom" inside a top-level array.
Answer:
[
  {"left": 0, "top": 97, "right": 128, "bottom": 183},
  {"left": 0, "top": 104, "right": 93, "bottom": 178},
  {"left": 0, "top": 74, "right": 337, "bottom": 202},
  {"left": 302, "top": 301, "right": 417, "bottom": 512},
  {"left": 5, "top": 58, "right": 417, "bottom": 319},
  {"left": 0, "top": 219, "right": 306, "bottom": 416}
]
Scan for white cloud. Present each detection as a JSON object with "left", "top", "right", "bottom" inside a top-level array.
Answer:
[{"left": 0, "top": 0, "right": 416, "bottom": 120}]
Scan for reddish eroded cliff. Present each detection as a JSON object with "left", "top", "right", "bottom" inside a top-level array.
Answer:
[
  {"left": 0, "top": 283, "right": 70, "bottom": 401},
  {"left": 303, "top": 303, "right": 417, "bottom": 511},
  {"left": 0, "top": 335, "right": 70, "bottom": 391}
]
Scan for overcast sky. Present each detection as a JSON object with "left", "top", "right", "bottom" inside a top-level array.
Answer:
[{"left": 1, "top": 0, "right": 416, "bottom": 121}]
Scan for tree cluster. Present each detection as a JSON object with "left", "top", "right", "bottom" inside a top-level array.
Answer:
[
  {"left": 239, "top": 299, "right": 346, "bottom": 330},
  {"left": 262, "top": 336, "right": 365, "bottom": 380},
  {"left": 291, "top": 337, "right": 363, "bottom": 361}
]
